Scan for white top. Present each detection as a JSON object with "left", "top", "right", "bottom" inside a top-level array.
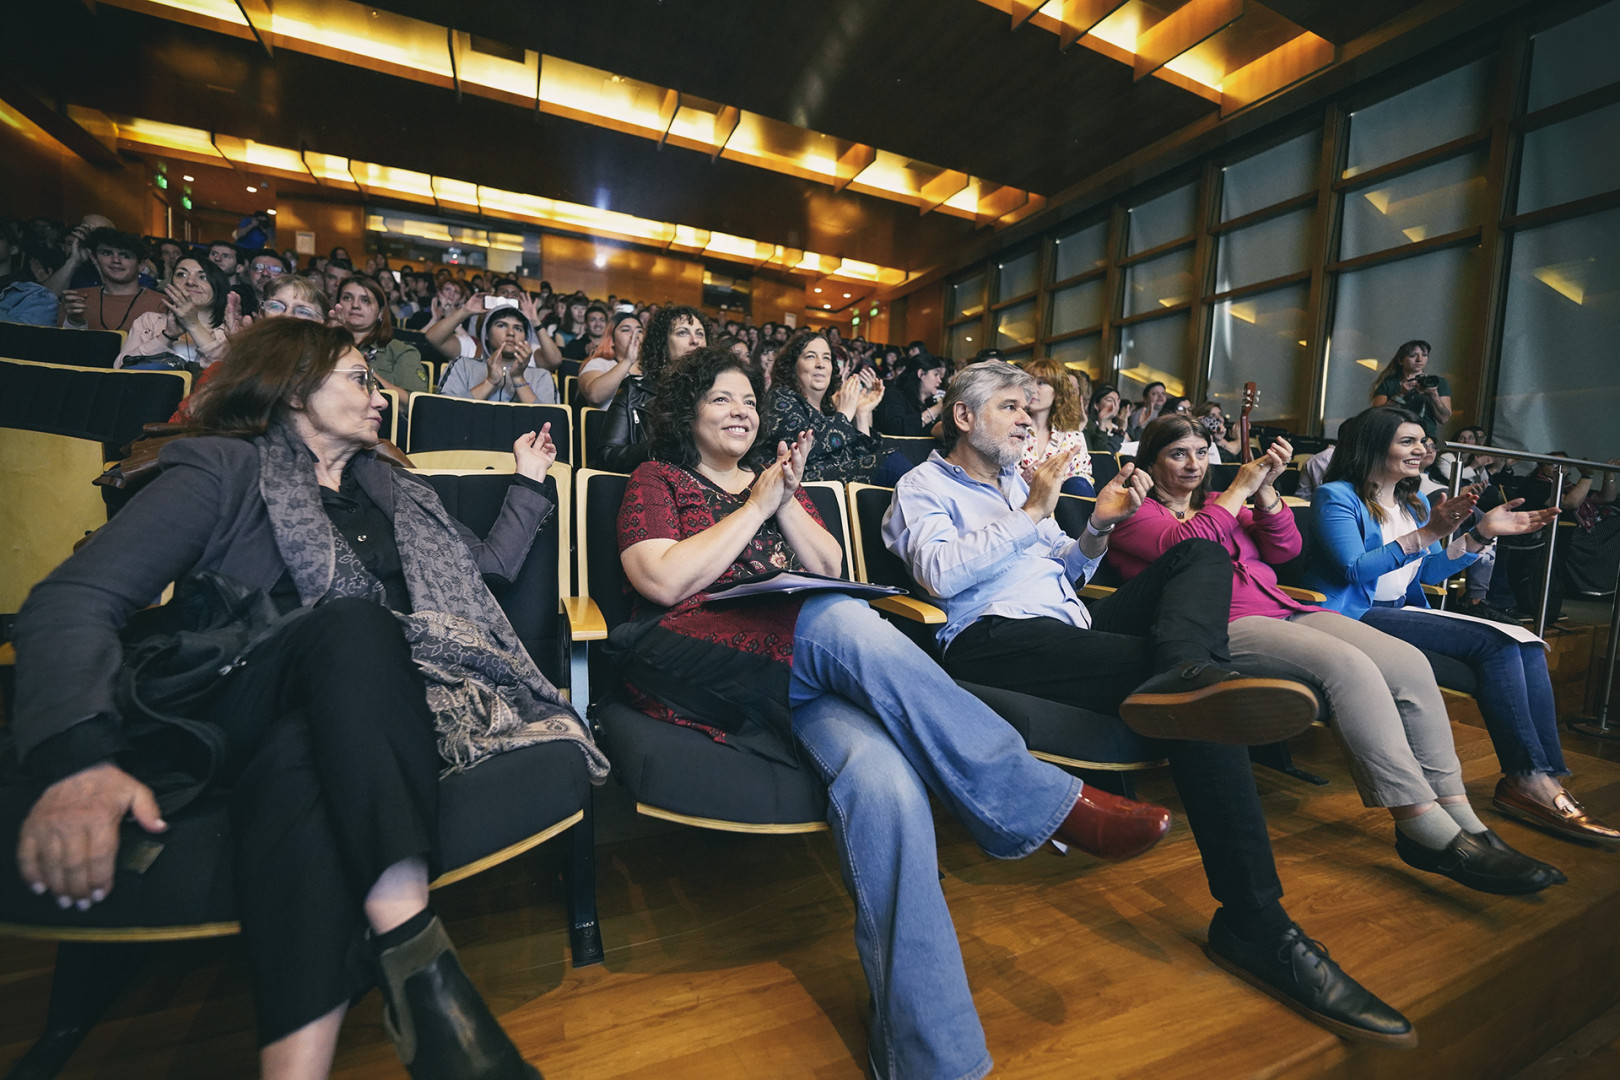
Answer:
[
  {"left": 579, "top": 356, "right": 618, "bottom": 377},
  {"left": 1373, "top": 503, "right": 1424, "bottom": 601}
]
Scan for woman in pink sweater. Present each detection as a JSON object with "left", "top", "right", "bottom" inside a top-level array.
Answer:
[{"left": 1105, "top": 414, "right": 1560, "bottom": 897}]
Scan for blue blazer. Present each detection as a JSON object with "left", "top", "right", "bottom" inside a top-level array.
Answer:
[{"left": 1302, "top": 481, "right": 1479, "bottom": 620}]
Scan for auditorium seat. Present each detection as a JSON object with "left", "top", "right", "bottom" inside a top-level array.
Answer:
[
  {"left": 575, "top": 468, "right": 831, "bottom": 831},
  {"left": 0, "top": 461, "right": 604, "bottom": 1080},
  {"left": 0, "top": 359, "right": 190, "bottom": 615},
  {"left": 846, "top": 483, "right": 1169, "bottom": 796}
]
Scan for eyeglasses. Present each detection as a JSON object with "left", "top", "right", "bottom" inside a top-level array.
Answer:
[
  {"left": 261, "top": 299, "right": 323, "bottom": 321},
  {"left": 256, "top": 264, "right": 285, "bottom": 276},
  {"left": 333, "top": 367, "right": 381, "bottom": 395}
]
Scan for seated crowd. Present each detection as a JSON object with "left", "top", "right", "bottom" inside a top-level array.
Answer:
[{"left": 5, "top": 209, "right": 1619, "bottom": 1080}]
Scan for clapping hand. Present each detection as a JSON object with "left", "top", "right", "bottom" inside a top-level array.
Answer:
[
  {"left": 1021, "top": 447, "right": 1078, "bottom": 523},
  {"left": 1477, "top": 497, "right": 1558, "bottom": 540},
  {"left": 60, "top": 291, "right": 88, "bottom": 326},
  {"left": 512, "top": 423, "right": 557, "bottom": 481},
  {"left": 163, "top": 281, "right": 199, "bottom": 325},
  {"left": 855, "top": 369, "right": 885, "bottom": 413},
  {"left": 1257, "top": 435, "right": 1293, "bottom": 487},
  {"left": 749, "top": 429, "right": 814, "bottom": 517},
  {"left": 1092, "top": 463, "right": 1153, "bottom": 529},
  {"left": 223, "top": 290, "right": 243, "bottom": 335}
]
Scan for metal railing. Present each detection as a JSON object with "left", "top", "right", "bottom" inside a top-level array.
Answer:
[{"left": 1441, "top": 443, "right": 1619, "bottom": 738}]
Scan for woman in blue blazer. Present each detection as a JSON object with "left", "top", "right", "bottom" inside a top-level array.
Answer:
[{"left": 1306, "top": 407, "right": 1617, "bottom": 846}]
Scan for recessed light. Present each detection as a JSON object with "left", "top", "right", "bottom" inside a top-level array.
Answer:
[
  {"left": 814, "top": 287, "right": 822, "bottom": 293},
  {"left": 843, "top": 293, "right": 850, "bottom": 299},
  {"left": 246, "top": 185, "right": 257, "bottom": 193},
  {"left": 266, "top": 209, "right": 276, "bottom": 215},
  {"left": 182, "top": 175, "right": 195, "bottom": 182},
  {"left": 823, "top": 303, "right": 831, "bottom": 309}
]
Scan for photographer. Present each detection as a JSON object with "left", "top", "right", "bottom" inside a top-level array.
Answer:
[
  {"left": 1370, "top": 340, "right": 1451, "bottom": 438},
  {"left": 1192, "top": 401, "right": 1244, "bottom": 460}
]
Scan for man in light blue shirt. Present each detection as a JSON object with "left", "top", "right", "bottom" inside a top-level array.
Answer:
[{"left": 882, "top": 361, "right": 1413, "bottom": 1048}]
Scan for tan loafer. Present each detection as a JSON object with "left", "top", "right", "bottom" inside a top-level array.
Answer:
[{"left": 1493, "top": 779, "right": 1620, "bottom": 845}]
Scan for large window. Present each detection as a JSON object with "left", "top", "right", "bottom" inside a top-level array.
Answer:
[{"left": 927, "top": 0, "right": 1619, "bottom": 447}]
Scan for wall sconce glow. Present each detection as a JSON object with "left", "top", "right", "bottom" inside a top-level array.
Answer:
[
  {"left": 1533, "top": 265, "right": 1586, "bottom": 305},
  {"left": 1356, "top": 358, "right": 1381, "bottom": 369}
]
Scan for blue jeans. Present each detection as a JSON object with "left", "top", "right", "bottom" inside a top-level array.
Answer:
[
  {"left": 1360, "top": 606, "right": 1568, "bottom": 777},
  {"left": 789, "top": 594, "right": 1081, "bottom": 1080}
]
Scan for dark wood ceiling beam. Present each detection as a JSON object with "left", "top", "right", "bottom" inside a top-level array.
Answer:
[
  {"left": 1135, "top": 0, "right": 1246, "bottom": 80},
  {"left": 233, "top": 0, "right": 273, "bottom": 57},
  {"left": 834, "top": 143, "right": 877, "bottom": 193},
  {"left": 711, "top": 105, "right": 739, "bottom": 163},
  {"left": 1220, "top": 29, "right": 1336, "bottom": 115},
  {"left": 1059, "top": 1, "right": 1131, "bottom": 51},
  {"left": 1010, "top": 1, "right": 1044, "bottom": 31},
  {"left": 657, "top": 88, "right": 680, "bottom": 149},
  {"left": 919, "top": 170, "right": 970, "bottom": 216},
  {"left": 0, "top": 76, "right": 122, "bottom": 169}
]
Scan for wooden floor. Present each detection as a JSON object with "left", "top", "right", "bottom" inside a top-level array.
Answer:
[{"left": 4, "top": 639, "right": 1620, "bottom": 1078}]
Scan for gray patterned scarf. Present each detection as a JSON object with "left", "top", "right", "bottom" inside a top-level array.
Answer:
[{"left": 257, "top": 421, "right": 608, "bottom": 780}]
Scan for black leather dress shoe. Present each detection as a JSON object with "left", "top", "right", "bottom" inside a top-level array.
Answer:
[
  {"left": 375, "top": 915, "right": 544, "bottom": 1079},
  {"left": 1395, "top": 829, "right": 1563, "bottom": 895},
  {"left": 1119, "top": 664, "right": 1318, "bottom": 745},
  {"left": 1204, "top": 911, "right": 1416, "bottom": 1047},
  {"left": 1479, "top": 828, "right": 1568, "bottom": 884}
]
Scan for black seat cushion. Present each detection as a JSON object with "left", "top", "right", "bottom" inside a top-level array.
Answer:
[
  {"left": 0, "top": 324, "right": 123, "bottom": 369},
  {"left": 0, "top": 741, "right": 590, "bottom": 933},
  {"left": 1422, "top": 650, "right": 1479, "bottom": 696},
  {"left": 595, "top": 701, "right": 827, "bottom": 826},
  {"left": 954, "top": 681, "right": 1162, "bottom": 765},
  {"left": 0, "top": 359, "right": 188, "bottom": 457}
]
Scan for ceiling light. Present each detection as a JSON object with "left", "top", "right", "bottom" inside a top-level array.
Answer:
[
  {"left": 823, "top": 303, "right": 831, "bottom": 309},
  {"left": 181, "top": 174, "right": 195, "bottom": 182},
  {"left": 246, "top": 185, "right": 257, "bottom": 192},
  {"left": 266, "top": 209, "right": 276, "bottom": 215},
  {"left": 843, "top": 293, "right": 850, "bottom": 298},
  {"left": 814, "top": 287, "right": 822, "bottom": 293}
]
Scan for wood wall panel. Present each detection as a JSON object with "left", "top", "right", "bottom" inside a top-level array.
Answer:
[
  {"left": 273, "top": 196, "right": 367, "bottom": 267},
  {"left": 0, "top": 109, "right": 152, "bottom": 236}
]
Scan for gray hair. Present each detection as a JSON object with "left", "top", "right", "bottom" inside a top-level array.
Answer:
[{"left": 941, "top": 360, "right": 1035, "bottom": 452}]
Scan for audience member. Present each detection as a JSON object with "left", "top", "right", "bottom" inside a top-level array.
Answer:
[
  {"left": 1021, "top": 357, "right": 1094, "bottom": 497},
  {"left": 1304, "top": 406, "right": 1616, "bottom": 845},
  {"left": 594, "top": 303, "right": 707, "bottom": 473},
  {"left": 246, "top": 248, "right": 289, "bottom": 298},
  {"left": 1370, "top": 340, "right": 1451, "bottom": 437},
  {"left": 0, "top": 225, "right": 58, "bottom": 326},
  {"left": 1192, "top": 401, "right": 1244, "bottom": 460},
  {"left": 324, "top": 258, "right": 356, "bottom": 301},
  {"left": 616, "top": 348, "right": 1184, "bottom": 1079},
  {"left": 58, "top": 229, "right": 167, "bottom": 332},
  {"left": 208, "top": 241, "right": 243, "bottom": 282},
  {"left": 1084, "top": 383, "right": 1127, "bottom": 453},
  {"left": 155, "top": 237, "right": 186, "bottom": 281},
  {"left": 561, "top": 302, "right": 609, "bottom": 361},
  {"left": 765, "top": 328, "right": 884, "bottom": 483},
  {"left": 440, "top": 303, "right": 560, "bottom": 404},
  {"left": 231, "top": 210, "right": 274, "bottom": 250},
  {"left": 115, "top": 255, "right": 232, "bottom": 369},
  {"left": 1126, "top": 380, "right": 1166, "bottom": 439},
  {"left": 1110, "top": 413, "right": 1562, "bottom": 896},
  {"left": 409, "top": 277, "right": 469, "bottom": 333},
  {"left": 1437, "top": 426, "right": 1500, "bottom": 489},
  {"left": 872, "top": 353, "right": 947, "bottom": 438},
  {"left": 1296, "top": 444, "right": 1335, "bottom": 500},
  {"left": 7, "top": 316, "right": 600, "bottom": 1078},
  {"left": 883, "top": 361, "right": 1408, "bottom": 1047},
  {"left": 576, "top": 311, "right": 644, "bottom": 408},
  {"left": 39, "top": 213, "right": 122, "bottom": 294},
  {"left": 335, "top": 276, "right": 427, "bottom": 395}
]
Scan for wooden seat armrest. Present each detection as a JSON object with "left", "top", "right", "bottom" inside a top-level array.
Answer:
[
  {"left": 1078, "top": 584, "right": 1117, "bottom": 600},
  {"left": 1420, "top": 583, "right": 1449, "bottom": 598},
  {"left": 561, "top": 597, "right": 608, "bottom": 641},
  {"left": 869, "top": 595, "right": 946, "bottom": 625},
  {"left": 1278, "top": 585, "right": 1328, "bottom": 603}
]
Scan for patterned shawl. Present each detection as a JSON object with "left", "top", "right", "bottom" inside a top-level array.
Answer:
[{"left": 257, "top": 421, "right": 609, "bottom": 779}]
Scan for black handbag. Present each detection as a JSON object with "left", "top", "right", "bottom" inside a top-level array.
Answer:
[{"left": 114, "top": 571, "right": 311, "bottom": 814}]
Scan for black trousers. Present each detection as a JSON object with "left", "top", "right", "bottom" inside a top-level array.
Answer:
[
  {"left": 944, "top": 539, "right": 1284, "bottom": 917},
  {"left": 208, "top": 598, "right": 441, "bottom": 1046}
]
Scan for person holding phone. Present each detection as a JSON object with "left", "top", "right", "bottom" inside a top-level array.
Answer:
[{"left": 439, "top": 303, "right": 560, "bottom": 403}]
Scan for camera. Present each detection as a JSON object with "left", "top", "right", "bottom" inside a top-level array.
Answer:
[{"left": 1416, "top": 375, "right": 1440, "bottom": 389}]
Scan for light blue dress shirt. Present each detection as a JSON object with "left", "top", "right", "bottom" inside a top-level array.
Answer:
[{"left": 883, "top": 451, "right": 1101, "bottom": 650}]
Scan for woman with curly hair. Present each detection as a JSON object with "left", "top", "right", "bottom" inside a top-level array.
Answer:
[
  {"left": 765, "top": 328, "right": 885, "bottom": 483},
  {"left": 612, "top": 347, "right": 1172, "bottom": 1080},
  {"left": 596, "top": 303, "right": 708, "bottom": 473},
  {"left": 1021, "top": 358, "right": 1095, "bottom": 497}
]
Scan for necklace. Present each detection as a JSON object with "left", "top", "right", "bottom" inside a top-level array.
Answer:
[{"left": 98, "top": 286, "right": 142, "bottom": 331}]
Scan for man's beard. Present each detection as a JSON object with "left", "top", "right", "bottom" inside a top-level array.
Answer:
[{"left": 967, "top": 424, "right": 1023, "bottom": 470}]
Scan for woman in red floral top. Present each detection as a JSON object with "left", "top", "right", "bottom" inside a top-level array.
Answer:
[{"left": 613, "top": 347, "right": 1173, "bottom": 1080}]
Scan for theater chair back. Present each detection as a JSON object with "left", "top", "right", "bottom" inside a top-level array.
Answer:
[
  {"left": 406, "top": 392, "right": 573, "bottom": 470},
  {"left": 0, "top": 323, "right": 124, "bottom": 368},
  {"left": 0, "top": 359, "right": 189, "bottom": 614}
]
